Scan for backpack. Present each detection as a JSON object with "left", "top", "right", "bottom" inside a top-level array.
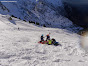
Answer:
[{"left": 48, "top": 40, "right": 52, "bottom": 45}]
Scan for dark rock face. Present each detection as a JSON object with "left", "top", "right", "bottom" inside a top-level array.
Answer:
[{"left": 63, "top": 2, "right": 88, "bottom": 28}]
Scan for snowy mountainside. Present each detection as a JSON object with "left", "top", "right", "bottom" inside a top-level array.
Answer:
[
  {"left": 0, "top": 14, "right": 87, "bottom": 66},
  {"left": 0, "top": 0, "right": 82, "bottom": 32},
  {"left": 0, "top": 0, "right": 66, "bottom": 27},
  {"left": 0, "top": 0, "right": 63, "bottom": 20}
]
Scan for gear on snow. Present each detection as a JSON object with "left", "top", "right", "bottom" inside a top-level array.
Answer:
[{"left": 38, "top": 34, "right": 61, "bottom": 46}]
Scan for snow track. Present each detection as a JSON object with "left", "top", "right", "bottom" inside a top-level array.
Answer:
[{"left": 0, "top": 14, "right": 87, "bottom": 66}]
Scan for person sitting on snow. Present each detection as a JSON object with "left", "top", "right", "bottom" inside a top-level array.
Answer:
[{"left": 40, "top": 34, "right": 44, "bottom": 42}]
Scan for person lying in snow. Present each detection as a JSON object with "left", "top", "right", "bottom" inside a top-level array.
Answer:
[
  {"left": 51, "top": 38, "right": 60, "bottom": 46},
  {"left": 52, "top": 38, "right": 56, "bottom": 44}
]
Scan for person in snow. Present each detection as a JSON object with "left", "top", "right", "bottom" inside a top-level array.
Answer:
[
  {"left": 46, "top": 33, "right": 50, "bottom": 41},
  {"left": 52, "top": 38, "right": 60, "bottom": 46},
  {"left": 52, "top": 38, "right": 56, "bottom": 44},
  {"left": 40, "top": 34, "right": 44, "bottom": 42}
]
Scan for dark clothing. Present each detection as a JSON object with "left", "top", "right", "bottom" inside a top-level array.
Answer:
[
  {"left": 46, "top": 35, "right": 50, "bottom": 41},
  {"left": 52, "top": 38, "right": 59, "bottom": 46},
  {"left": 52, "top": 39, "right": 56, "bottom": 41},
  {"left": 52, "top": 38, "right": 56, "bottom": 44},
  {"left": 41, "top": 36, "right": 44, "bottom": 41},
  {"left": 54, "top": 42, "right": 59, "bottom": 46}
]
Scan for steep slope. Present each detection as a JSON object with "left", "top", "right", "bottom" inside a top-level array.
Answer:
[
  {"left": 0, "top": 0, "right": 83, "bottom": 32},
  {"left": 0, "top": 0, "right": 62, "bottom": 20},
  {"left": 0, "top": 0, "right": 66, "bottom": 27},
  {"left": 0, "top": 14, "right": 87, "bottom": 66}
]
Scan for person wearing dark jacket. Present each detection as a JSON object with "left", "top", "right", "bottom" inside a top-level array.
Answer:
[
  {"left": 40, "top": 34, "right": 44, "bottom": 42},
  {"left": 52, "top": 38, "right": 59, "bottom": 46},
  {"left": 52, "top": 38, "right": 56, "bottom": 44},
  {"left": 46, "top": 34, "right": 50, "bottom": 41}
]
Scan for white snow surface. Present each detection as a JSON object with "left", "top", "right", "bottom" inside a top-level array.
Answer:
[{"left": 0, "top": 14, "right": 88, "bottom": 66}]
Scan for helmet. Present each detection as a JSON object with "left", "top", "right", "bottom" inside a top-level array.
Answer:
[{"left": 42, "top": 34, "right": 43, "bottom": 36}]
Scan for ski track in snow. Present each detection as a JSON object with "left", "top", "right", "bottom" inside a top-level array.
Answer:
[{"left": 0, "top": 14, "right": 88, "bottom": 66}]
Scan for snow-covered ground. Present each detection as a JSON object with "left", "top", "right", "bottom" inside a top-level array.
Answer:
[{"left": 0, "top": 14, "right": 88, "bottom": 66}]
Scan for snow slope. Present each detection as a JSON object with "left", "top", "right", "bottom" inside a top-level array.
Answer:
[
  {"left": 0, "top": 0, "right": 65, "bottom": 26},
  {"left": 0, "top": 14, "right": 87, "bottom": 66},
  {"left": 0, "top": 0, "right": 82, "bottom": 30}
]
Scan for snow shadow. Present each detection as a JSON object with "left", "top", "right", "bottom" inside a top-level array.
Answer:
[
  {"left": 53, "top": 59, "right": 70, "bottom": 62},
  {"left": 0, "top": 52, "right": 15, "bottom": 59},
  {"left": 22, "top": 56, "right": 32, "bottom": 60},
  {"left": 9, "top": 20, "right": 16, "bottom": 25}
]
